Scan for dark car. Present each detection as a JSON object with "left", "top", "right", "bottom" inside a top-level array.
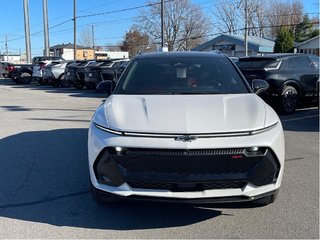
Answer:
[
  {"left": 237, "top": 54, "right": 319, "bottom": 113},
  {"left": 85, "top": 59, "right": 129, "bottom": 89},
  {"left": 0, "top": 62, "right": 14, "bottom": 78},
  {"left": 73, "top": 60, "right": 96, "bottom": 89},
  {"left": 8, "top": 63, "right": 33, "bottom": 84},
  {"left": 64, "top": 60, "right": 85, "bottom": 88},
  {"left": 65, "top": 60, "right": 95, "bottom": 89},
  {"left": 0, "top": 63, "right": 5, "bottom": 77}
]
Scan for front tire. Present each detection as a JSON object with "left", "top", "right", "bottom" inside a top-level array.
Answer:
[
  {"left": 60, "top": 77, "right": 71, "bottom": 88},
  {"left": 19, "top": 72, "right": 32, "bottom": 84},
  {"left": 73, "top": 82, "right": 85, "bottom": 89},
  {"left": 280, "top": 85, "right": 298, "bottom": 114}
]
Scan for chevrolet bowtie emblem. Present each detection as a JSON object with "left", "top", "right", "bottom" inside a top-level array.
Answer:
[{"left": 175, "top": 135, "right": 198, "bottom": 142}]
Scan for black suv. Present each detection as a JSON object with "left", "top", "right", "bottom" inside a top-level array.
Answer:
[
  {"left": 237, "top": 54, "right": 319, "bottom": 113},
  {"left": 65, "top": 60, "right": 95, "bottom": 89},
  {"left": 85, "top": 59, "right": 129, "bottom": 89}
]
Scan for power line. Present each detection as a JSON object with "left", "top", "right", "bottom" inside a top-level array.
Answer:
[{"left": 77, "top": 0, "right": 174, "bottom": 19}]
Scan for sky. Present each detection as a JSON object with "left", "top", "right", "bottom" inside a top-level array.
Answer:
[{"left": 0, "top": 0, "right": 318, "bottom": 57}]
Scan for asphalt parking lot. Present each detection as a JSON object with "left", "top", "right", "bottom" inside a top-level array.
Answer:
[{"left": 0, "top": 78, "right": 319, "bottom": 239}]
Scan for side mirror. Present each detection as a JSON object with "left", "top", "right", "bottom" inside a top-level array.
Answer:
[
  {"left": 96, "top": 80, "right": 113, "bottom": 94},
  {"left": 252, "top": 79, "right": 269, "bottom": 95}
]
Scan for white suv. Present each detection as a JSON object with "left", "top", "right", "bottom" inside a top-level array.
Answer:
[
  {"left": 32, "top": 56, "right": 64, "bottom": 83},
  {"left": 88, "top": 52, "right": 285, "bottom": 206}
]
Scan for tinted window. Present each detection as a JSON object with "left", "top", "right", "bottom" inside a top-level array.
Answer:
[
  {"left": 294, "top": 56, "right": 312, "bottom": 69},
  {"left": 309, "top": 55, "right": 319, "bottom": 69},
  {"left": 115, "top": 56, "right": 249, "bottom": 95},
  {"left": 77, "top": 61, "right": 89, "bottom": 67},
  {"left": 237, "top": 58, "right": 277, "bottom": 69}
]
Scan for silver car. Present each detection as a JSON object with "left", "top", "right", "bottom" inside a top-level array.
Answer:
[{"left": 43, "top": 60, "right": 75, "bottom": 87}]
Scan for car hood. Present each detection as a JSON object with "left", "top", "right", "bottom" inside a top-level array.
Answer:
[{"left": 102, "top": 94, "right": 275, "bottom": 134}]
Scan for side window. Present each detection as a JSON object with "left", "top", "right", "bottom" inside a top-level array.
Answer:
[
  {"left": 308, "top": 56, "right": 319, "bottom": 70},
  {"left": 294, "top": 56, "right": 313, "bottom": 69},
  {"left": 112, "top": 62, "right": 120, "bottom": 68},
  {"left": 280, "top": 59, "right": 288, "bottom": 69},
  {"left": 287, "top": 58, "right": 294, "bottom": 69}
]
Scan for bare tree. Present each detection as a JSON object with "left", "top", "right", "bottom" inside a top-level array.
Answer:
[
  {"left": 78, "top": 26, "right": 93, "bottom": 47},
  {"left": 212, "top": 0, "right": 241, "bottom": 35},
  {"left": 266, "top": 0, "right": 304, "bottom": 37},
  {"left": 212, "top": 0, "right": 304, "bottom": 38},
  {"left": 137, "top": 0, "right": 210, "bottom": 51}
]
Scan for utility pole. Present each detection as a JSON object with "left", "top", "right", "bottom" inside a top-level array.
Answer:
[
  {"left": 23, "top": 0, "right": 32, "bottom": 63},
  {"left": 43, "top": 0, "right": 50, "bottom": 56},
  {"left": 244, "top": 0, "right": 248, "bottom": 56},
  {"left": 73, "top": 0, "right": 77, "bottom": 60},
  {"left": 92, "top": 25, "right": 95, "bottom": 59},
  {"left": 160, "top": 0, "right": 167, "bottom": 52},
  {"left": 5, "top": 35, "right": 8, "bottom": 61}
]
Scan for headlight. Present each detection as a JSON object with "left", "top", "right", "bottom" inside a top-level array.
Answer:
[{"left": 94, "top": 123, "right": 123, "bottom": 136}]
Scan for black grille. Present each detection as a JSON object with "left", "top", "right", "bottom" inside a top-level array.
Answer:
[
  {"left": 126, "top": 148, "right": 244, "bottom": 156},
  {"left": 127, "top": 181, "right": 247, "bottom": 192},
  {"left": 76, "top": 72, "right": 85, "bottom": 80},
  {"left": 94, "top": 147, "right": 281, "bottom": 188}
]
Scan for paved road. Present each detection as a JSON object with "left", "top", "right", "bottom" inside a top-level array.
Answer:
[{"left": 0, "top": 78, "right": 318, "bottom": 239}]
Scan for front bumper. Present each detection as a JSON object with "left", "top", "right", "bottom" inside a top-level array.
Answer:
[{"left": 88, "top": 122, "right": 285, "bottom": 201}]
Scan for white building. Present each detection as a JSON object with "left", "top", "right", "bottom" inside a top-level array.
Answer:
[
  {"left": 95, "top": 51, "right": 129, "bottom": 59},
  {"left": 296, "top": 35, "right": 319, "bottom": 56},
  {"left": 0, "top": 54, "right": 21, "bottom": 63}
]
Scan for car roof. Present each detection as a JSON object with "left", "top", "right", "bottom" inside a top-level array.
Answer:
[
  {"left": 239, "top": 53, "right": 312, "bottom": 61},
  {"left": 135, "top": 51, "right": 227, "bottom": 59}
]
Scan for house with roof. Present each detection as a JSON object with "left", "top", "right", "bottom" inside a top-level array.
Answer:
[
  {"left": 296, "top": 35, "right": 319, "bottom": 56},
  {"left": 192, "top": 34, "right": 275, "bottom": 57}
]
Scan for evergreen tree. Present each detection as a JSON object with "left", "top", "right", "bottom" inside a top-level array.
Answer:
[
  {"left": 295, "top": 15, "right": 319, "bottom": 42},
  {"left": 274, "top": 27, "right": 295, "bottom": 53}
]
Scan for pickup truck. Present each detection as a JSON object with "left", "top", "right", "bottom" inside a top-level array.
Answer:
[
  {"left": 8, "top": 64, "right": 33, "bottom": 84},
  {"left": 9, "top": 56, "right": 64, "bottom": 84}
]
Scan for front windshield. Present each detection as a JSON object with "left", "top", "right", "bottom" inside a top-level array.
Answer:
[{"left": 115, "top": 56, "right": 249, "bottom": 95}]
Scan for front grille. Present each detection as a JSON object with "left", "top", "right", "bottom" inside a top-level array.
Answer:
[
  {"left": 127, "top": 181, "right": 247, "bottom": 192},
  {"left": 76, "top": 72, "right": 85, "bottom": 80},
  {"left": 94, "top": 147, "right": 281, "bottom": 188},
  {"left": 126, "top": 148, "right": 244, "bottom": 156}
]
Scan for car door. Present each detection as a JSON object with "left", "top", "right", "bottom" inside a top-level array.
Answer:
[{"left": 292, "top": 56, "right": 318, "bottom": 95}]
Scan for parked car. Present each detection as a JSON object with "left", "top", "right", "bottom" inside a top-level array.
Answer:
[
  {"left": 8, "top": 63, "right": 33, "bottom": 84},
  {"left": 43, "top": 60, "right": 75, "bottom": 87},
  {"left": 88, "top": 51, "right": 285, "bottom": 206},
  {"left": 229, "top": 56, "right": 239, "bottom": 63},
  {"left": 85, "top": 59, "right": 129, "bottom": 89},
  {"left": 0, "top": 63, "right": 5, "bottom": 78},
  {"left": 237, "top": 54, "right": 319, "bottom": 114},
  {"left": 73, "top": 60, "right": 96, "bottom": 89},
  {"left": 0, "top": 61, "right": 14, "bottom": 78},
  {"left": 32, "top": 56, "right": 64, "bottom": 84},
  {"left": 64, "top": 60, "right": 94, "bottom": 89}
]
